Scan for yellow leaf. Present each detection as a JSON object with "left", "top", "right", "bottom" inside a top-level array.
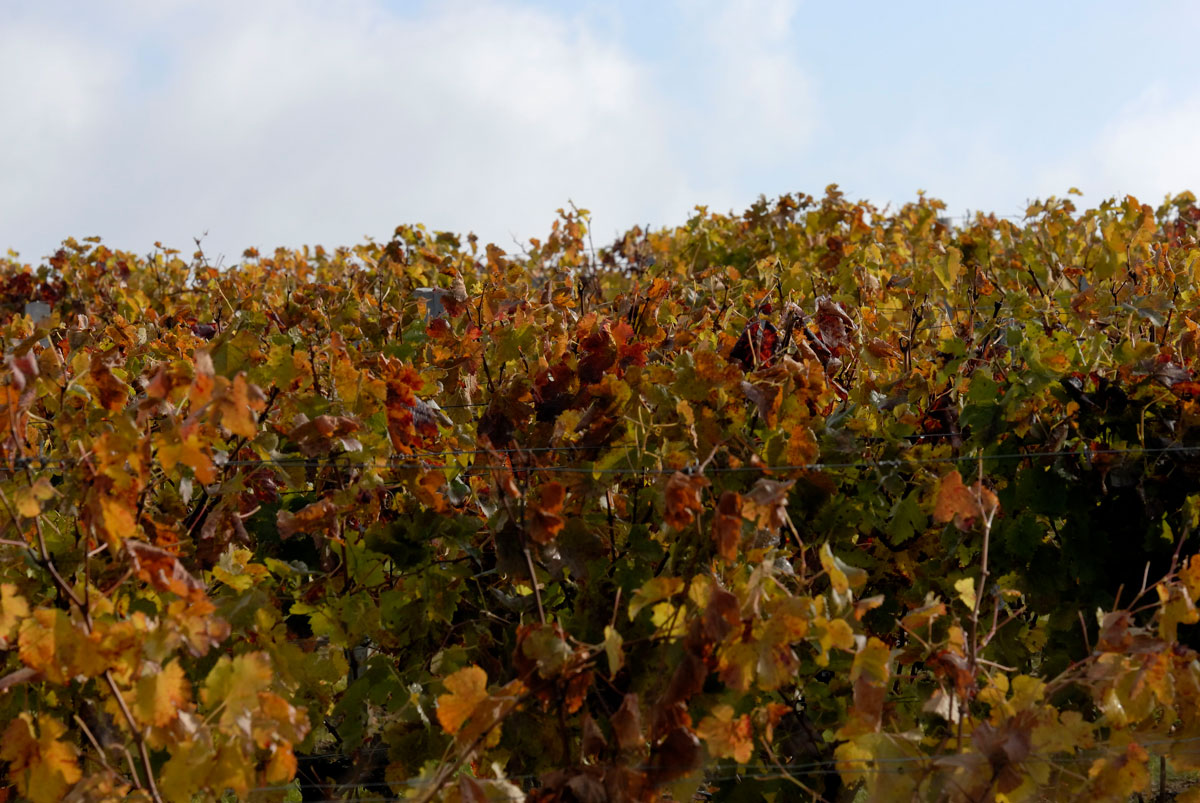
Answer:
[
  {"left": 201, "top": 652, "right": 273, "bottom": 733},
  {"left": 0, "top": 582, "right": 29, "bottom": 643},
  {"left": 157, "top": 430, "right": 217, "bottom": 485},
  {"left": 15, "top": 492, "right": 39, "bottom": 516},
  {"left": 933, "top": 245, "right": 961, "bottom": 290},
  {"left": 437, "top": 665, "right": 489, "bottom": 735},
  {"left": 603, "top": 625, "right": 624, "bottom": 678},
  {"left": 1177, "top": 788, "right": 1200, "bottom": 803},
  {"left": 1086, "top": 743, "right": 1149, "bottom": 799},
  {"left": 99, "top": 495, "right": 137, "bottom": 548},
  {"left": 629, "top": 576, "right": 684, "bottom": 620},
  {"left": 838, "top": 637, "right": 892, "bottom": 739},
  {"left": 696, "top": 704, "right": 753, "bottom": 763},
  {"left": 18, "top": 608, "right": 107, "bottom": 683},
  {"left": 954, "top": 577, "right": 977, "bottom": 610},
  {"left": 812, "top": 616, "right": 856, "bottom": 666},
  {"left": 135, "top": 660, "right": 190, "bottom": 728},
  {"left": 208, "top": 742, "right": 254, "bottom": 800},
  {"left": 820, "top": 543, "right": 867, "bottom": 607},
  {"left": 0, "top": 713, "right": 81, "bottom": 803},
  {"left": 650, "top": 602, "right": 687, "bottom": 639},
  {"left": 14, "top": 478, "right": 55, "bottom": 517},
  {"left": 851, "top": 637, "right": 891, "bottom": 686}
]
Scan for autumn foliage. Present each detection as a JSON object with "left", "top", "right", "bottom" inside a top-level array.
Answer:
[{"left": 3, "top": 187, "right": 1200, "bottom": 801}]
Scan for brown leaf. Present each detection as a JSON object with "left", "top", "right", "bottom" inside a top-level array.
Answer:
[
  {"left": 740, "top": 380, "right": 781, "bottom": 424},
  {"left": 287, "top": 414, "right": 362, "bottom": 457},
  {"left": 578, "top": 322, "right": 617, "bottom": 384},
  {"left": 126, "top": 541, "right": 206, "bottom": 598},
  {"left": 646, "top": 727, "right": 702, "bottom": 787},
  {"left": 611, "top": 694, "right": 645, "bottom": 752},
  {"left": 702, "top": 587, "right": 742, "bottom": 643},
  {"left": 814, "top": 295, "right": 858, "bottom": 355},
  {"left": 741, "top": 478, "right": 794, "bottom": 534},
  {"left": 88, "top": 350, "right": 131, "bottom": 411},
  {"left": 660, "top": 650, "right": 707, "bottom": 710},
  {"left": 529, "top": 481, "right": 566, "bottom": 545},
  {"left": 664, "top": 472, "right": 708, "bottom": 530},
  {"left": 277, "top": 498, "right": 339, "bottom": 540},
  {"left": 711, "top": 491, "right": 743, "bottom": 563},
  {"left": 581, "top": 713, "right": 607, "bottom": 758}
]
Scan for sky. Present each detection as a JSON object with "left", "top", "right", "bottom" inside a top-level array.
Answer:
[{"left": 3, "top": 0, "right": 1200, "bottom": 264}]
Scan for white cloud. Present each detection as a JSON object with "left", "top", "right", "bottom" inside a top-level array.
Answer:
[
  {"left": 1035, "top": 86, "right": 1200, "bottom": 212},
  {"left": 0, "top": 19, "right": 124, "bottom": 243},
  {"left": 0, "top": 0, "right": 820, "bottom": 262}
]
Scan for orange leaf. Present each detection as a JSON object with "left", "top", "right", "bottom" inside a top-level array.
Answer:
[
  {"left": 98, "top": 495, "right": 138, "bottom": 549},
  {"left": 189, "top": 351, "right": 215, "bottom": 407},
  {"left": 215, "top": 373, "right": 265, "bottom": 438},
  {"left": 156, "top": 428, "right": 217, "bottom": 484},
  {"left": 436, "top": 665, "right": 489, "bottom": 735},
  {"left": 127, "top": 540, "right": 206, "bottom": 597},
  {"left": 87, "top": 351, "right": 131, "bottom": 411},
  {"left": 529, "top": 481, "right": 566, "bottom": 545},
  {"left": 696, "top": 704, "right": 754, "bottom": 764},
  {"left": 265, "top": 743, "right": 298, "bottom": 785},
  {"left": 933, "top": 470, "right": 999, "bottom": 530}
]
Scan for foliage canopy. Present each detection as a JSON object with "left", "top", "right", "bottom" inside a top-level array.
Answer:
[{"left": 3, "top": 187, "right": 1200, "bottom": 801}]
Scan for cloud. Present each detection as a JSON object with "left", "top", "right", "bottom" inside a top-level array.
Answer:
[
  {"left": 0, "top": 0, "right": 820, "bottom": 263},
  {"left": 1033, "top": 86, "right": 1200, "bottom": 212},
  {"left": 0, "top": 17, "right": 124, "bottom": 245},
  {"left": 1087, "top": 87, "right": 1200, "bottom": 204}
]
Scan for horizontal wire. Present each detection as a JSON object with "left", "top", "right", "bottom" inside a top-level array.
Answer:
[
  {"left": 0, "top": 444, "right": 1195, "bottom": 484},
  {"left": 253, "top": 733, "right": 1200, "bottom": 794},
  {"left": 233, "top": 738, "right": 1200, "bottom": 802}
]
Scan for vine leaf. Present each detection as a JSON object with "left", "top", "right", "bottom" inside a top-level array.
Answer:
[
  {"left": 695, "top": 705, "right": 753, "bottom": 763},
  {"left": 134, "top": 660, "right": 191, "bottom": 728},
  {"left": 741, "top": 479, "right": 793, "bottom": 535},
  {"left": 436, "top": 665, "right": 489, "bottom": 735},
  {"left": 0, "top": 713, "right": 81, "bottom": 803},
  {"left": 629, "top": 577, "right": 684, "bottom": 621},
  {"left": 711, "top": 491, "right": 743, "bottom": 562},
  {"left": 664, "top": 472, "right": 708, "bottom": 530},
  {"left": 0, "top": 583, "right": 29, "bottom": 646},
  {"left": 18, "top": 609, "right": 106, "bottom": 684},
  {"left": 528, "top": 482, "right": 566, "bottom": 545},
  {"left": 611, "top": 693, "right": 645, "bottom": 751},
  {"left": 933, "top": 470, "right": 999, "bottom": 530},
  {"left": 603, "top": 625, "right": 625, "bottom": 678}
]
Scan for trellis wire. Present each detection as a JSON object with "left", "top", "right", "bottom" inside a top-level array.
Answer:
[
  {"left": 0, "top": 443, "right": 1196, "bottom": 480},
  {"left": 218, "top": 733, "right": 1200, "bottom": 799}
]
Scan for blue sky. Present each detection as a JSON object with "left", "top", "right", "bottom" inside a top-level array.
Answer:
[{"left": 3, "top": 0, "right": 1199, "bottom": 263}]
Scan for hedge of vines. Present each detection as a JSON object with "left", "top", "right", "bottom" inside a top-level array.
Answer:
[{"left": 3, "top": 187, "right": 1200, "bottom": 802}]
